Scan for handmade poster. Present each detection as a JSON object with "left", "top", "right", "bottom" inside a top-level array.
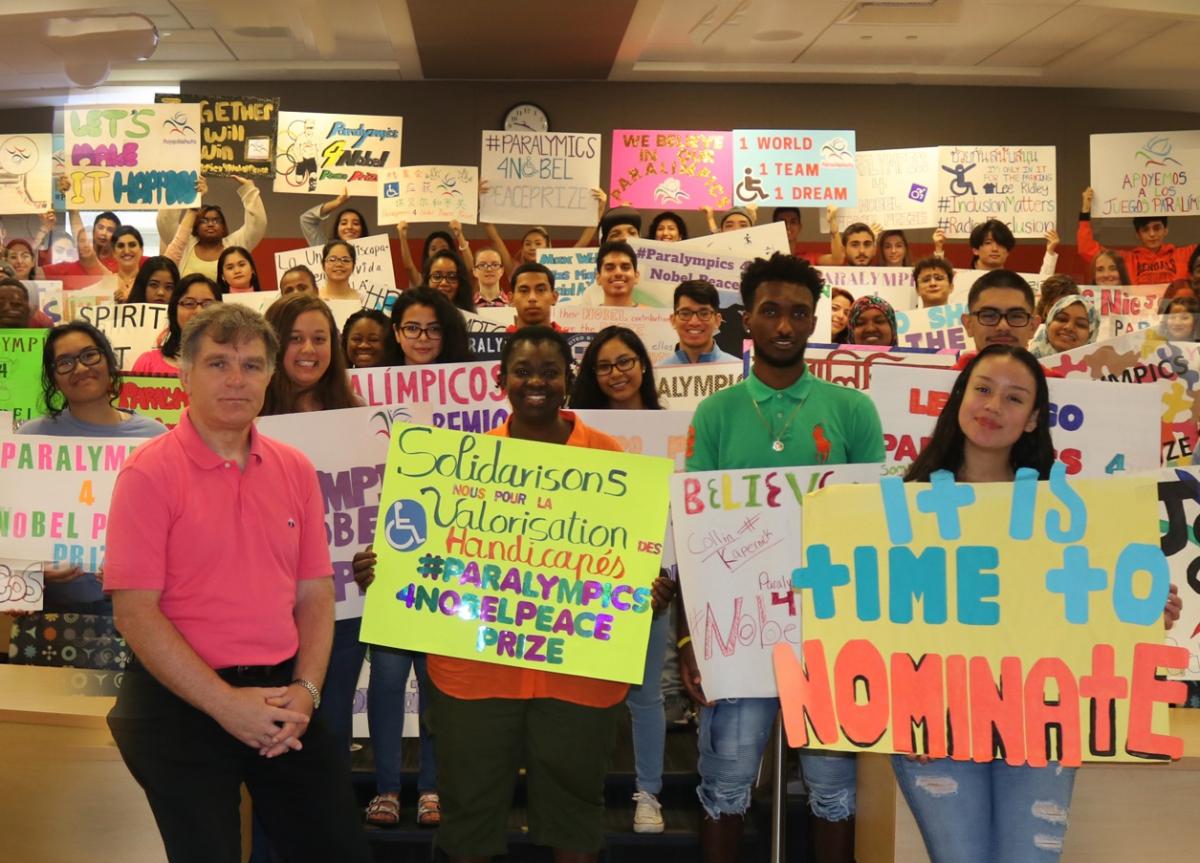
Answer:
[
  {"left": 480, "top": 131, "right": 600, "bottom": 227},
  {"left": 609, "top": 130, "right": 733, "bottom": 211},
  {"left": 0, "top": 134, "right": 52, "bottom": 214},
  {"left": 1106, "top": 314, "right": 1157, "bottom": 339},
  {"left": 552, "top": 305, "right": 678, "bottom": 365},
  {"left": 158, "top": 94, "right": 278, "bottom": 178},
  {"left": 818, "top": 147, "right": 940, "bottom": 231},
  {"left": 273, "top": 233, "right": 398, "bottom": 311},
  {"left": 537, "top": 248, "right": 597, "bottom": 302},
  {"left": 78, "top": 303, "right": 169, "bottom": 371},
  {"left": 1079, "top": 281, "right": 1168, "bottom": 324},
  {"left": 1090, "top": 131, "right": 1200, "bottom": 218},
  {"left": 348, "top": 361, "right": 510, "bottom": 433},
  {"left": 51, "top": 133, "right": 65, "bottom": 210},
  {"left": 0, "top": 329, "right": 48, "bottom": 423},
  {"left": 0, "top": 435, "right": 151, "bottom": 569},
  {"left": 379, "top": 165, "right": 479, "bottom": 226},
  {"left": 223, "top": 291, "right": 364, "bottom": 331},
  {"left": 893, "top": 302, "right": 972, "bottom": 352},
  {"left": 870, "top": 365, "right": 1160, "bottom": 478},
  {"left": 0, "top": 559, "right": 42, "bottom": 613},
  {"left": 273, "top": 111, "right": 403, "bottom": 196},
  {"left": 0, "top": 410, "right": 12, "bottom": 435},
  {"left": 258, "top": 406, "right": 405, "bottom": 620},
  {"left": 676, "top": 221, "right": 790, "bottom": 259},
  {"left": 777, "top": 471, "right": 1182, "bottom": 764},
  {"left": 118, "top": 374, "right": 188, "bottom": 428},
  {"left": 653, "top": 362, "right": 744, "bottom": 411},
  {"left": 732, "top": 130, "right": 856, "bottom": 206},
  {"left": 1040, "top": 331, "right": 1200, "bottom": 465},
  {"left": 1158, "top": 467, "right": 1200, "bottom": 680},
  {"left": 21, "top": 280, "right": 65, "bottom": 325},
  {"left": 935, "top": 145, "right": 1057, "bottom": 239},
  {"left": 574, "top": 409, "right": 692, "bottom": 472},
  {"left": 360, "top": 423, "right": 673, "bottom": 681},
  {"left": 627, "top": 237, "right": 748, "bottom": 300},
  {"left": 949, "top": 269, "right": 1048, "bottom": 302},
  {"left": 674, "top": 464, "right": 880, "bottom": 699},
  {"left": 818, "top": 267, "right": 918, "bottom": 313},
  {"left": 805, "top": 345, "right": 957, "bottom": 391},
  {"left": 63, "top": 103, "right": 201, "bottom": 209}
]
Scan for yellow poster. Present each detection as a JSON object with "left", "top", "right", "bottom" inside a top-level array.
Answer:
[
  {"left": 360, "top": 422, "right": 673, "bottom": 682},
  {"left": 774, "top": 469, "right": 1185, "bottom": 765}
]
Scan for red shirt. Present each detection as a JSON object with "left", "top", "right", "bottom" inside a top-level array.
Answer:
[
  {"left": 104, "top": 409, "right": 331, "bottom": 668},
  {"left": 426, "top": 412, "right": 630, "bottom": 707}
]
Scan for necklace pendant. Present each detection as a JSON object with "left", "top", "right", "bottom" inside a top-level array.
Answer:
[{"left": 772, "top": 439, "right": 785, "bottom": 453}]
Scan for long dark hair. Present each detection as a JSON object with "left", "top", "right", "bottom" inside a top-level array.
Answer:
[
  {"left": 422, "top": 250, "right": 476, "bottom": 312},
  {"left": 422, "top": 230, "right": 454, "bottom": 264},
  {"left": 570, "top": 326, "right": 662, "bottom": 410},
  {"left": 126, "top": 256, "right": 181, "bottom": 304},
  {"left": 905, "top": 345, "right": 1054, "bottom": 482},
  {"left": 389, "top": 287, "right": 474, "bottom": 365},
  {"left": 261, "top": 294, "right": 358, "bottom": 414},
  {"left": 216, "top": 246, "right": 261, "bottom": 293},
  {"left": 162, "top": 274, "right": 222, "bottom": 359},
  {"left": 40, "top": 322, "right": 122, "bottom": 418},
  {"left": 330, "top": 208, "right": 370, "bottom": 242}
]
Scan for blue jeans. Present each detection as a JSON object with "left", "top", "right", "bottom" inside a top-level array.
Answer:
[
  {"left": 892, "top": 757, "right": 1077, "bottom": 863},
  {"left": 626, "top": 612, "right": 670, "bottom": 794},
  {"left": 696, "top": 697, "right": 779, "bottom": 817},
  {"left": 368, "top": 647, "right": 437, "bottom": 794},
  {"left": 799, "top": 752, "right": 857, "bottom": 821},
  {"left": 315, "top": 617, "right": 367, "bottom": 752}
]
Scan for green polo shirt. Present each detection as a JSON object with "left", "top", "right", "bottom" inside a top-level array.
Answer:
[{"left": 686, "top": 365, "right": 885, "bottom": 471}]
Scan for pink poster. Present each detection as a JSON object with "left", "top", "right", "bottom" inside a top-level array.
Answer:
[{"left": 609, "top": 129, "right": 733, "bottom": 211}]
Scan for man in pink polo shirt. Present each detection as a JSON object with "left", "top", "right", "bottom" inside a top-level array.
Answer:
[{"left": 104, "top": 303, "right": 370, "bottom": 863}]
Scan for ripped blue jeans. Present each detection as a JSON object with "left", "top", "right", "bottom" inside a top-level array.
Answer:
[
  {"left": 696, "top": 698, "right": 857, "bottom": 821},
  {"left": 892, "top": 757, "right": 1077, "bottom": 863}
]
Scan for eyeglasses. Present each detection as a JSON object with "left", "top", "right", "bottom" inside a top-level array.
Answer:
[
  {"left": 971, "top": 308, "right": 1032, "bottom": 327},
  {"left": 178, "top": 298, "right": 217, "bottom": 311},
  {"left": 428, "top": 272, "right": 459, "bottom": 284},
  {"left": 197, "top": 217, "right": 223, "bottom": 226},
  {"left": 53, "top": 347, "right": 104, "bottom": 375},
  {"left": 399, "top": 323, "right": 444, "bottom": 340},
  {"left": 674, "top": 308, "right": 715, "bottom": 322},
  {"left": 475, "top": 262, "right": 503, "bottom": 271},
  {"left": 325, "top": 256, "right": 353, "bottom": 266},
  {"left": 595, "top": 355, "right": 638, "bottom": 376}
]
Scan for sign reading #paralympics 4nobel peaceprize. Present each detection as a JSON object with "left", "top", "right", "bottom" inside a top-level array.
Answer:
[
  {"left": 732, "top": 129, "right": 857, "bottom": 206},
  {"left": 360, "top": 423, "right": 673, "bottom": 683},
  {"left": 776, "top": 468, "right": 1184, "bottom": 765},
  {"left": 63, "top": 103, "right": 202, "bottom": 210}
]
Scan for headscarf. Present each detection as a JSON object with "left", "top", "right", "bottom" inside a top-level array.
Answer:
[
  {"left": 1029, "top": 294, "right": 1099, "bottom": 358},
  {"left": 847, "top": 295, "right": 897, "bottom": 346}
]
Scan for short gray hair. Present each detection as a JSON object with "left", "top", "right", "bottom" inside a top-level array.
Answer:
[{"left": 179, "top": 302, "right": 279, "bottom": 370}]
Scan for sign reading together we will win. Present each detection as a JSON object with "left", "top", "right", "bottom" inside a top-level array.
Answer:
[{"left": 775, "top": 466, "right": 1184, "bottom": 766}]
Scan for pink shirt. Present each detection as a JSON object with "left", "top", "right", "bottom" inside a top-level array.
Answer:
[
  {"left": 130, "top": 348, "right": 179, "bottom": 377},
  {"left": 104, "top": 409, "right": 331, "bottom": 668}
]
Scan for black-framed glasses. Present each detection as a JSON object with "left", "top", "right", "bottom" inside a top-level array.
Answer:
[
  {"left": 325, "top": 256, "right": 353, "bottom": 266},
  {"left": 53, "top": 347, "right": 104, "bottom": 375},
  {"left": 971, "top": 308, "right": 1032, "bottom": 327},
  {"left": 595, "top": 355, "right": 638, "bottom": 376},
  {"left": 674, "top": 308, "right": 715, "bottom": 322},
  {"left": 178, "top": 298, "right": 217, "bottom": 311},
  {"left": 428, "top": 272, "right": 459, "bottom": 284},
  {"left": 476, "top": 262, "right": 503, "bottom": 271},
  {"left": 398, "top": 323, "right": 444, "bottom": 340}
]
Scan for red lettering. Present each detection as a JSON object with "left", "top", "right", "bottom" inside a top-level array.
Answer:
[
  {"left": 1125, "top": 643, "right": 1188, "bottom": 760},
  {"left": 969, "top": 656, "right": 1026, "bottom": 765},
  {"left": 773, "top": 641, "right": 839, "bottom": 748},
  {"left": 833, "top": 639, "right": 890, "bottom": 747},
  {"left": 890, "top": 653, "right": 947, "bottom": 758},
  {"left": 1023, "top": 658, "right": 1081, "bottom": 767}
]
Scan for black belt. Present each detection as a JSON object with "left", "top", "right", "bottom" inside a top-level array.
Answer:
[{"left": 127, "top": 653, "right": 295, "bottom": 684}]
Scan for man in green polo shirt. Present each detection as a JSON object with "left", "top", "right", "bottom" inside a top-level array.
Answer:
[{"left": 680, "top": 252, "right": 883, "bottom": 863}]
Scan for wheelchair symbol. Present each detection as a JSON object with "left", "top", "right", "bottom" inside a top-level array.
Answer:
[
  {"left": 384, "top": 499, "right": 426, "bottom": 551},
  {"left": 383, "top": 182, "right": 400, "bottom": 199}
]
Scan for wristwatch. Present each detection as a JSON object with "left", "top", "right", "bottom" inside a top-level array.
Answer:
[{"left": 291, "top": 678, "right": 321, "bottom": 709}]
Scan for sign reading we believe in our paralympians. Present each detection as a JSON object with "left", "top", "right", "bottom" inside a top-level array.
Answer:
[
  {"left": 63, "top": 104, "right": 201, "bottom": 209},
  {"left": 480, "top": 131, "right": 600, "bottom": 227},
  {"left": 609, "top": 130, "right": 733, "bottom": 211},
  {"left": 733, "top": 130, "right": 856, "bottom": 206},
  {"left": 672, "top": 464, "right": 881, "bottom": 700},
  {"left": 379, "top": 166, "right": 479, "bottom": 225},
  {"left": 274, "top": 112, "right": 402, "bottom": 196},
  {"left": 157, "top": 94, "right": 278, "bottom": 178},
  {"left": 936, "top": 145, "right": 1057, "bottom": 239},
  {"left": 0, "top": 436, "right": 150, "bottom": 571},
  {"left": 776, "top": 469, "right": 1184, "bottom": 765},
  {"left": 361, "top": 424, "right": 673, "bottom": 681},
  {"left": 1090, "top": 131, "right": 1200, "bottom": 218}
]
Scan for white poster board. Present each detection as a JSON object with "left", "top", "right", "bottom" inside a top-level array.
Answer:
[
  {"left": 479, "top": 131, "right": 601, "bottom": 226},
  {"left": 819, "top": 147, "right": 940, "bottom": 231},
  {"left": 378, "top": 165, "right": 478, "bottom": 226},
  {"left": 273, "top": 112, "right": 403, "bottom": 196},
  {"left": 936, "top": 145, "right": 1057, "bottom": 238},
  {"left": 0, "top": 134, "right": 52, "bottom": 214},
  {"left": 652, "top": 361, "right": 745, "bottom": 411},
  {"left": 817, "top": 266, "right": 918, "bottom": 313},
  {"left": 1090, "top": 131, "right": 1200, "bottom": 219},
  {"left": 273, "top": 233, "right": 398, "bottom": 311},
  {"left": 77, "top": 303, "right": 169, "bottom": 371},
  {"left": 675, "top": 221, "right": 790, "bottom": 259}
]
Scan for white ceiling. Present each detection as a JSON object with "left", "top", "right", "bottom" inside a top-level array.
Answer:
[{"left": 4, "top": 0, "right": 1200, "bottom": 109}]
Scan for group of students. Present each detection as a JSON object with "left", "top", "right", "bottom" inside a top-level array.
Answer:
[{"left": 4, "top": 176, "right": 1199, "bottom": 863}]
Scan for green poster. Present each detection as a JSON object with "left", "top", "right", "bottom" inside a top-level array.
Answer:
[{"left": 0, "top": 329, "right": 48, "bottom": 424}]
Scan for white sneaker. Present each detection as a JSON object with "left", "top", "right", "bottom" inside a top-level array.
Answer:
[{"left": 632, "top": 790, "right": 665, "bottom": 834}]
